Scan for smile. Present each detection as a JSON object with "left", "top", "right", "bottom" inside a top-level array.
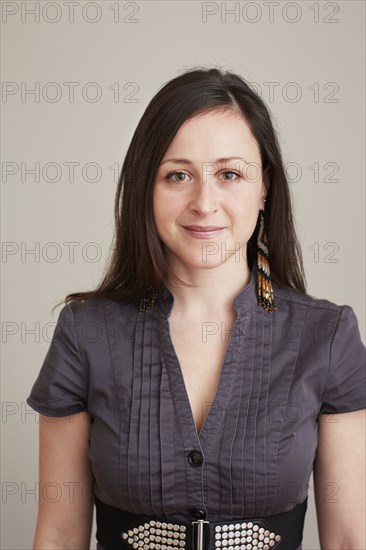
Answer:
[{"left": 182, "top": 226, "right": 225, "bottom": 239}]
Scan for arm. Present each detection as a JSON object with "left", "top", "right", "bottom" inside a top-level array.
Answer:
[
  {"left": 313, "top": 409, "right": 366, "bottom": 550},
  {"left": 32, "top": 411, "right": 95, "bottom": 549}
]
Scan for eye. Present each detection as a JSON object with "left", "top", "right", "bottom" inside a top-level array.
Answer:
[
  {"left": 166, "top": 170, "right": 242, "bottom": 183},
  {"left": 166, "top": 171, "right": 189, "bottom": 182},
  {"left": 221, "top": 170, "right": 241, "bottom": 181}
]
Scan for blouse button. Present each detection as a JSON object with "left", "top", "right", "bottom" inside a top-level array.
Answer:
[
  {"left": 188, "top": 450, "right": 204, "bottom": 466},
  {"left": 191, "top": 508, "right": 207, "bottom": 519}
]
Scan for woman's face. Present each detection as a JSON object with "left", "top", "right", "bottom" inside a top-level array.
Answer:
[{"left": 152, "top": 108, "right": 268, "bottom": 271}]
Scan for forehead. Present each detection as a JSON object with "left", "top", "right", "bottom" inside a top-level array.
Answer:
[{"left": 162, "top": 109, "right": 260, "bottom": 162}]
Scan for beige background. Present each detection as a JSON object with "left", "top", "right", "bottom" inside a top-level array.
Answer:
[{"left": 1, "top": 1, "right": 365, "bottom": 548}]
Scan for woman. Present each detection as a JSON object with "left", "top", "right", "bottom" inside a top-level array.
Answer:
[{"left": 26, "top": 67, "right": 365, "bottom": 550}]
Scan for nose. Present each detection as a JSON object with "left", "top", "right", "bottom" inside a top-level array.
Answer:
[{"left": 188, "top": 179, "right": 218, "bottom": 215}]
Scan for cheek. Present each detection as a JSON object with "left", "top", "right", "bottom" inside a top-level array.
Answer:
[
  {"left": 153, "top": 187, "right": 183, "bottom": 223},
  {"left": 153, "top": 190, "right": 174, "bottom": 234},
  {"left": 152, "top": 194, "right": 160, "bottom": 235},
  {"left": 231, "top": 195, "right": 259, "bottom": 219},
  {"left": 230, "top": 200, "right": 260, "bottom": 238},
  {"left": 152, "top": 186, "right": 163, "bottom": 219}
]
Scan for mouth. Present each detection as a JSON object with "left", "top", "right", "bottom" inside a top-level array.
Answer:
[{"left": 181, "top": 225, "right": 225, "bottom": 239}]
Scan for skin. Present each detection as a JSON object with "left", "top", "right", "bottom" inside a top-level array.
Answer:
[
  {"left": 152, "top": 108, "right": 268, "bottom": 435},
  {"left": 32, "top": 108, "right": 365, "bottom": 549},
  {"left": 32, "top": 412, "right": 94, "bottom": 549},
  {"left": 314, "top": 410, "right": 366, "bottom": 549},
  {"left": 153, "top": 108, "right": 268, "bottom": 317}
]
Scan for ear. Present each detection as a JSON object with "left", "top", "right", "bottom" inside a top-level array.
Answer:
[{"left": 261, "top": 169, "right": 270, "bottom": 207}]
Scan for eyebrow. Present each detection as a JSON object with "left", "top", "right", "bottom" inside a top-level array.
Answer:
[{"left": 160, "top": 156, "right": 251, "bottom": 166}]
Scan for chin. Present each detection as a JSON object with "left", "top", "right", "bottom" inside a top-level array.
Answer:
[{"left": 180, "top": 256, "right": 226, "bottom": 270}]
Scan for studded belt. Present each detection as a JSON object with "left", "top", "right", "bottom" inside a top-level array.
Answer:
[
  {"left": 94, "top": 495, "right": 308, "bottom": 550},
  {"left": 121, "top": 517, "right": 283, "bottom": 550}
]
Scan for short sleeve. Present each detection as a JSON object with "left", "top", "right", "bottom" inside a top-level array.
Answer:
[
  {"left": 26, "top": 303, "right": 88, "bottom": 417},
  {"left": 320, "top": 305, "right": 366, "bottom": 414}
]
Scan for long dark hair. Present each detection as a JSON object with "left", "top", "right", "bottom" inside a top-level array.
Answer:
[{"left": 54, "top": 66, "right": 306, "bottom": 312}]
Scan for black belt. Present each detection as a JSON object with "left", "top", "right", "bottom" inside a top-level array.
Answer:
[{"left": 94, "top": 495, "right": 307, "bottom": 550}]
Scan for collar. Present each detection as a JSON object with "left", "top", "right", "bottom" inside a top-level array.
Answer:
[{"left": 155, "top": 264, "right": 258, "bottom": 318}]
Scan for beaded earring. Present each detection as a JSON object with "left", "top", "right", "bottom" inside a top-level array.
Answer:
[
  {"left": 138, "top": 286, "right": 159, "bottom": 313},
  {"left": 257, "top": 203, "right": 277, "bottom": 313}
]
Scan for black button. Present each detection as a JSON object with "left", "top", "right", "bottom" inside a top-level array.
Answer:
[
  {"left": 191, "top": 508, "right": 207, "bottom": 519},
  {"left": 188, "top": 450, "right": 204, "bottom": 466}
]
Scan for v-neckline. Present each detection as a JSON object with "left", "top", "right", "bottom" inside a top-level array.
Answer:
[
  {"left": 155, "top": 267, "right": 258, "bottom": 452},
  {"left": 159, "top": 310, "right": 249, "bottom": 453}
]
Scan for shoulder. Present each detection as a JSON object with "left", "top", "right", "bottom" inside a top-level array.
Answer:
[
  {"left": 58, "top": 296, "right": 139, "bottom": 339},
  {"left": 270, "top": 282, "right": 365, "bottom": 354},
  {"left": 65, "top": 295, "right": 138, "bottom": 319},
  {"left": 271, "top": 279, "right": 354, "bottom": 328},
  {"left": 273, "top": 279, "right": 346, "bottom": 312},
  {"left": 55, "top": 297, "right": 140, "bottom": 354}
]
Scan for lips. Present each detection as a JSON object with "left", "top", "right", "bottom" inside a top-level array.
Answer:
[
  {"left": 182, "top": 225, "right": 225, "bottom": 231},
  {"left": 181, "top": 225, "right": 225, "bottom": 240}
]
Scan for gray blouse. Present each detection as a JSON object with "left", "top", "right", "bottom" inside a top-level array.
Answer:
[{"left": 26, "top": 265, "right": 366, "bottom": 523}]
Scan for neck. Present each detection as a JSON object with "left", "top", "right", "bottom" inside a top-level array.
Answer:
[{"left": 163, "top": 253, "right": 252, "bottom": 317}]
